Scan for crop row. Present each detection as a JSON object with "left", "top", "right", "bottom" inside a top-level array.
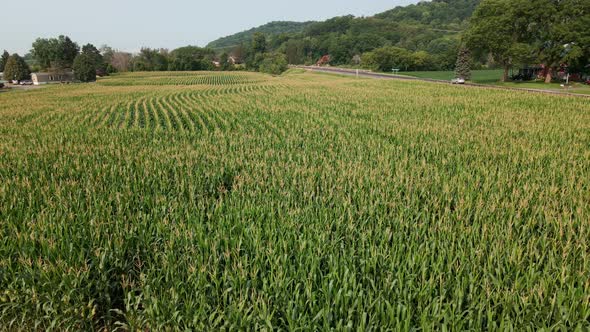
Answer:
[
  {"left": 0, "top": 71, "right": 589, "bottom": 330},
  {"left": 99, "top": 72, "right": 264, "bottom": 86}
]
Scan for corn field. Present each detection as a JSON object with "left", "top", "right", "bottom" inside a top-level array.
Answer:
[{"left": 0, "top": 70, "right": 589, "bottom": 331}]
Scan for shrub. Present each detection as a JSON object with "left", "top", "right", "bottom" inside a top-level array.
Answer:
[{"left": 258, "top": 53, "right": 288, "bottom": 75}]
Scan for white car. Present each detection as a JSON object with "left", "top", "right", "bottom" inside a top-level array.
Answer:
[{"left": 451, "top": 78, "right": 466, "bottom": 84}]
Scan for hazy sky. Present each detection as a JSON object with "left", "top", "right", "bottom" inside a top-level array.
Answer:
[{"left": 2, "top": 0, "right": 419, "bottom": 54}]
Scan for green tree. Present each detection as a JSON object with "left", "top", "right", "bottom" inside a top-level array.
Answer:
[
  {"left": 534, "top": 0, "right": 590, "bottom": 82},
  {"left": 252, "top": 33, "right": 267, "bottom": 54},
  {"left": 31, "top": 35, "right": 80, "bottom": 70},
  {"left": 168, "top": 46, "right": 215, "bottom": 71},
  {"left": 465, "top": 0, "right": 535, "bottom": 82},
  {"left": 362, "top": 46, "right": 414, "bottom": 72},
  {"left": 245, "top": 33, "right": 269, "bottom": 70},
  {"left": 132, "top": 48, "right": 170, "bottom": 72},
  {"left": 59, "top": 36, "right": 80, "bottom": 67},
  {"left": 31, "top": 38, "right": 53, "bottom": 69},
  {"left": 427, "top": 38, "right": 460, "bottom": 70},
  {"left": 3, "top": 54, "right": 31, "bottom": 82},
  {"left": 82, "top": 44, "right": 105, "bottom": 75},
  {"left": 73, "top": 53, "right": 97, "bottom": 82},
  {"left": 258, "top": 53, "right": 288, "bottom": 75},
  {"left": 285, "top": 39, "right": 305, "bottom": 64},
  {"left": 0, "top": 50, "right": 9, "bottom": 72},
  {"left": 412, "top": 51, "right": 435, "bottom": 71},
  {"left": 454, "top": 46, "right": 472, "bottom": 80}
]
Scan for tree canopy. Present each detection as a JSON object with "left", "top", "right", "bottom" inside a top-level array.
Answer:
[
  {"left": 362, "top": 46, "right": 434, "bottom": 72},
  {"left": 81, "top": 44, "right": 105, "bottom": 75},
  {"left": 31, "top": 35, "right": 80, "bottom": 70},
  {"left": 465, "top": 0, "right": 590, "bottom": 82},
  {"left": 73, "top": 50, "right": 98, "bottom": 82},
  {"left": 258, "top": 53, "right": 288, "bottom": 75},
  {"left": 4, "top": 54, "right": 31, "bottom": 82},
  {"left": 208, "top": 0, "right": 483, "bottom": 70},
  {"left": 0, "top": 50, "right": 9, "bottom": 72},
  {"left": 168, "top": 46, "right": 215, "bottom": 71},
  {"left": 207, "top": 21, "right": 315, "bottom": 51}
]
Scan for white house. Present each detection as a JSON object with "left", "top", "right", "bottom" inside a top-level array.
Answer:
[{"left": 31, "top": 71, "right": 75, "bottom": 85}]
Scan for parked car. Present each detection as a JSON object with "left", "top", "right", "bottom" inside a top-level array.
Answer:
[
  {"left": 451, "top": 78, "right": 465, "bottom": 84},
  {"left": 585, "top": 78, "right": 590, "bottom": 85},
  {"left": 19, "top": 80, "right": 33, "bottom": 86},
  {"left": 0, "top": 83, "right": 4, "bottom": 89}
]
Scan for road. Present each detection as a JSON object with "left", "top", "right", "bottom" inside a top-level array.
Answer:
[{"left": 294, "top": 66, "right": 590, "bottom": 98}]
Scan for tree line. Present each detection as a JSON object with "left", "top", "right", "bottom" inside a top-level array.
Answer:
[
  {"left": 214, "top": 0, "right": 588, "bottom": 82},
  {"left": 1, "top": 36, "right": 106, "bottom": 82},
  {"left": 1, "top": 34, "right": 290, "bottom": 83},
  {"left": 210, "top": 0, "right": 482, "bottom": 72}
]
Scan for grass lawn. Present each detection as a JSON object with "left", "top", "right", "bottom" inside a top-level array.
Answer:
[
  {"left": 495, "top": 81, "right": 590, "bottom": 95},
  {"left": 399, "top": 70, "right": 590, "bottom": 94},
  {"left": 400, "top": 69, "right": 504, "bottom": 84}
]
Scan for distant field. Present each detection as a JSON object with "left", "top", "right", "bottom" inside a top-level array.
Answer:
[
  {"left": 1, "top": 71, "right": 589, "bottom": 330},
  {"left": 401, "top": 69, "right": 504, "bottom": 83}
]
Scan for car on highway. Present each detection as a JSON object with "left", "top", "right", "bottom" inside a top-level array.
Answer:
[{"left": 451, "top": 78, "right": 466, "bottom": 84}]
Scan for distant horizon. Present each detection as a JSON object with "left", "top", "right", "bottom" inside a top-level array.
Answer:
[{"left": 1, "top": 0, "right": 419, "bottom": 55}]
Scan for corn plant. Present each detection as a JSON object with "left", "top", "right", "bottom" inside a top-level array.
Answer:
[{"left": 0, "top": 71, "right": 589, "bottom": 331}]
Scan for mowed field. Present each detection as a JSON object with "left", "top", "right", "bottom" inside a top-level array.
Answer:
[
  {"left": 1, "top": 71, "right": 589, "bottom": 330},
  {"left": 401, "top": 69, "right": 504, "bottom": 84}
]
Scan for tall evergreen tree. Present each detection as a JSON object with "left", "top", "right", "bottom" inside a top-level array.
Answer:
[
  {"left": 81, "top": 44, "right": 105, "bottom": 74},
  {"left": 454, "top": 47, "right": 472, "bottom": 80},
  {"left": 73, "top": 53, "right": 97, "bottom": 82},
  {"left": 4, "top": 54, "right": 31, "bottom": 82},
  {"left": 0, "top": 50, "right": 9, "bottom": 72}
]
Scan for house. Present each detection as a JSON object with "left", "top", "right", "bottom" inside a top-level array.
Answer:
[
  {"left": 31, "top": 71, "right": 75, "bottom": 85},
  {"left": 229, "top": 56, "right": 243, "bottom": 65},
  {"left": 512, "top": 66, "right": 546, "bottom": 81},
  {"left": 316, "top": 55, "right": 331, "bottom": 66},
  {"left": 512, "top": 64, "right": 587, "bottom": 82}
]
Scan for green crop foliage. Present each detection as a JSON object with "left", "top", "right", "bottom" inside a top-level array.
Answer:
[{"left": 1, "top": 71, "right": 589, "bottom": 331}]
